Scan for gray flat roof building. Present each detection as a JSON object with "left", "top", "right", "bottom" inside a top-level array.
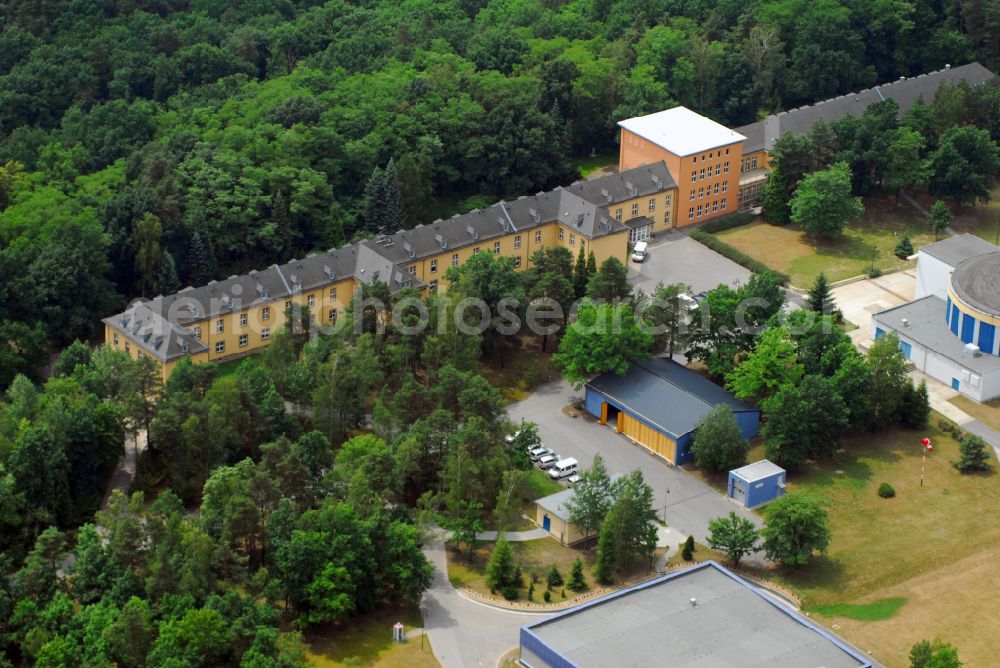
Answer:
[
  {"left": 519, "top": 561, "right": 872, "bottom": 668},
  {"left": 919, "top": 233, "right": 999, "bottom": 267},
  {"left": 730, "top": 460, "right": 786, "bottom": 483},
  {"left": 951, "top": 252, "right": 1000, "bottom": 316}
]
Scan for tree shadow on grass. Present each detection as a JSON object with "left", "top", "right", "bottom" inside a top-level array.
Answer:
[{"left": 774, "top": 554, "right": 849, "bottom": 600}]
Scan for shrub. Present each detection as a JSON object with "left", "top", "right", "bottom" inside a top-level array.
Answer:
[
  {"left": 689, "top": 229, "right": 790, "bottom": 284},
  {"left": 527, "top": 582, "right": 534, "bottom": 601},
  {"left": 543, "top": 590, "right": 551, "bottom": 603},
  {"left": 699, "top": 212, "right": 756, "bottom": 234},
  {"left": 877, "top": 483, "right": 896, "bottom": 498},
  {"left": 561, "top": 588, "right": 566, "bottom": 599},
  {"left": 501, "top": 586, "right": 519, "bottom": 601},
  {"left": 956, "top": 434, "right": 992, "bottom": 472},
  {"left": 546, "top": 565, "right": 563, "bottom": 589},
  {"left": 681, "top": 535, "right": 695, "bottom": 561},
  {"left": 867, "top": 267, "right": 883, "bottom": 278},
  {"left": 894, "top": 235, "right": 914, "bottom": 259}
]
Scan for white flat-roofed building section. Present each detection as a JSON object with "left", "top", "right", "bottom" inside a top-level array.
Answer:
[
  {"left": 915, "top": 234, "right": 998, "bottom": 301},
  {"left": 731, "top": 459, "right": 785, "bottom": 482},
  {"left": 519, "top": 561, "right": 873, "bottom": 668},
  {"left": 618, "top": 106, "right": 747, "bottom": 156}
]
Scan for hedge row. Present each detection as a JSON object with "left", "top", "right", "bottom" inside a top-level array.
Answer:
[
  {"left": 690, "top": 229, "right": 791, "bottom": 285},
  {"left": 698, "top": 212, "right": 757, "bottom": 234}
]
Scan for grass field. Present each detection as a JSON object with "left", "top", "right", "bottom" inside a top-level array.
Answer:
[
  {"left": 716, "top": 195, "right": 935, "bottom": 286},
  {"left": 574, "top": 151, "right": 617, "bottom": 178},
  {"left": 949, "top": 394, "right": 1000, "bottom": 431},
  {"left": 214, "top": 356, "right": 248, "bottom": 378},
  {"left": 763, "top": 420, "right": 1000, "bottom": 667},
  {"left": 912, "top": 185, "right": 1000, "bottom": 242},
  {"left": 304, "top": 605, "right": 439, "bottom": 668}
]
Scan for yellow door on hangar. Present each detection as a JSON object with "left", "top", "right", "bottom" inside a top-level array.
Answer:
[{"left": 618, "top": 413, "right": 675, "bottom": 463}]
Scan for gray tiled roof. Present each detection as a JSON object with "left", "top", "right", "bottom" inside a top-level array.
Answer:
[
  {"left": 524, "top": 561, "right": 872, "bottom": 668},
  {"left": 737, "top": 63, "right": 995, "bottom": 152},
  {"left": 873, "top": 296, "right": 1000, "bottom": 375},
  {"left": 564, "top": 162, "right": 676, "bottom": 206},
  {"left": 102, "top": 300, "right": 208, "bottom": 362},
  {"left": 918, "top": 233, "right": 998, "bottom": 267},
  {"left": 586, "top": 358, "right": 757, "bottom": 439}
]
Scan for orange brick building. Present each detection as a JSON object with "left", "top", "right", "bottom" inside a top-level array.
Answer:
[{"left": 618, "top": 106, "right": 745, "bottom": 227}]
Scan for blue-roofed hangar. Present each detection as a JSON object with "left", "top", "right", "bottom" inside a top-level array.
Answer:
[{"left": 584, "top": 358, "right": 759, "bottom": 465}]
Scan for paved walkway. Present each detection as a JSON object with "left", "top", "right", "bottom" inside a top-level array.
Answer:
[{"left": 475, "top": 528, "right": 549, "bottom": 541}]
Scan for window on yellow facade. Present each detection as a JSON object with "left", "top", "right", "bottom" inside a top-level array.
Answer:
[
  {"left": 714, "top": 183, "right": 719, "bottom": 195},
  {"left": 631, "top": 203, "right": 638, "bottom": 216},
  {"left": 664, "top": 211, "right": 671, "bottom": 223},
  {"left": 194, "top": 326, "right": 201, "bottom": 339},
  {"left": 558, "top": 228, "right": 564, "bottom": 240},
  {"left": 534, "top": 230, "right": 541, "bottom": 243},
  {"left": 726, "top": 147, "right": 730, "bottom": 155},
  {"left": 261, "top": 307, "right": 270, "bottom": 321},
  {"left": 330, "top": 287, "right": 337, "bottom": 300},
  {"left": 713, "top": 200, "right": 719, "bottom": 212},
  {"left": 699, "top": 168, "right": 705, "bottom": 180},
  {"left": 452, "top": 253, "right": 459, "bottom": 266},
  {"left": 514, "top": 256, "right": 521, "bottom": 268},
  {"left": 408, "top": 265, "right": 416, "bottom": 275},
  {"left": 473, "top": 247, "right": 480, "bottom": 254},
  {"left": 715, "top": 165, "right": 721, "bottom": 176},
  {"left": 697, "top": 204, "right": 703, "bottom": 216},
  {"left": 689, "top": 190, "right": 695, "bottom": 201},
  {"left": 328, "top": 308, "right": 337, "bottom": 322},
  {"left": 690, "top": 171, "right": 696, "bottom": 182},
  {"left": 724, "top": 161, "right": 729, "bottom": 173},
  {"left": 648, "top": 198, "right": 655, "bottom": 211},
  {"left": 721, "top": 199, "right": 727, "bottom": 210},
  {"left": 113, "top": 333, "right": 119, "bottom": 346},
  {"left": 239, "top": 334, "right": 248, "bottom": 347},
  {"left": 307, "top": 294, "right": 315, "bottom": 307},
  {"left": 698, "top": 187, "right": 704, "bottom": 198},
  {"left": 494, "top": 241, "right": 500, "bottom": 254},
  {"left": 688, "top": 207, "right": 694, "bottom": 219},
  {"left": 285, "top": 300, "right": 291, "bottom": 312},
  {"left": 430, "top": 259, "right": 437, "bottom": 273},
  {"left": 216, "top": 341, "right": 225, "bottom": 353},
  {"left": 514, "top": 235, "right": 521, "bottom": 248},
  {"left": 430, "top": 280, "right": 438, "bottom": 291},
  {"left": 262, "top": 328, "right": 270, "bottom": 341},
  {"left": 666, "top": 193, "right": 672, "bottom": 206},
  {"left": 569, "top": 234, "right": 575, "bottom": 246},
  {"left": 216, "top": 318, "right": 224, "bottom": 333},
  {"left": 723, "top": 181, "right": 728, "bottom": 192},
  {"left": 615, "top": 207, "right": 622, "bottom": 220}
]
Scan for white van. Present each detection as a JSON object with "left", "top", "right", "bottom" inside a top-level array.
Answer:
[
  {"left": 548, "top": 458, "right": 579, "bottom": 480},
  {"left": 631, "top": 241, "right": 648, "bottom": 263}
]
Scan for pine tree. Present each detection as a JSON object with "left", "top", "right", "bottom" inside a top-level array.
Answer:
[
  {"left": 485, "top": 538, "right": 518, "bottom": 593},
  {"left": 957, "top": 434, "right": 992, "bottom": 472},
  {"left": 154, "top": 251, "right": 181, "bottom": 296},
  {"left": 681, "top": 535, "right": 695, "bottom": 561},
  {"left": 382, "top": 158, "right": 406, "bottom": 230},
  {"left": 362, "top": 165, "right": 387, "bottom": 233},
  {"left": 567, "top": 557, "right": 586, "bottom": 591},
  {"left": 807, "top": 272, "right": 835, "bottom": 314},
  {"left": 546, "top": 565, "right": 563, "bottom": 589},
  {"left": 894, "top": 235, "right": 914, "bottom": 259},
  {"left": 761, "top": 163, "right": 790, "bottom": 225},
  {"left": 586, "top": 250, "right": 597, "bottom": 276},
  {"left": 572, "top": 246, "right": 588, "bottom": 298},
  {"left": 189, "top": 229, "right": 215, "bottom": 286}
]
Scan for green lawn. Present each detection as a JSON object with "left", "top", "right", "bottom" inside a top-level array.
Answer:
[
  {"left": 759, "top": 417, "right": 1000, "bottom": 667},
  {"left": 911, "top": 184, "right": 1000, "bottom": 242},
  {"left": 214, "top": 356, "right": 248, "bottom": 378},
  {"left": 303, "top": 604, "right": 439, "bottom": 668},
  {"left": 574, "top": 151, "right": 618, "bottom": 178},
  {"left": 715, "top": 195, "right": 935, "bottom": 286}
]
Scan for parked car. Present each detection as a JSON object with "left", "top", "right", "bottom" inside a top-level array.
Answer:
[
  {"left": 548, "top": 458, "right": 579, "bottom": 480},
  {"left": 694, "top": 290, "right": 709, "bottom": 301},
  {"left": 631, "top": 240, "right": 648, "bottom": 263},
  {"left": 679, "top": 292, "right": 699, "bottom": 310},
  {"left": 536, "top": 453, "right": 559, "bottom": 470},
  {"left": 565, "top": 474, "right": 581, "bottom": 487},
  {"left": 529, "top": 446, "right": 552, "bottom": 461}
]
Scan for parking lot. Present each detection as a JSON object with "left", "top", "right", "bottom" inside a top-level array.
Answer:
[
  {"left": 628, "top": 230, "right": 751, "bottom": 296},
  {"left": 509, "top": 379, "right": 764, "bottom": 562}
]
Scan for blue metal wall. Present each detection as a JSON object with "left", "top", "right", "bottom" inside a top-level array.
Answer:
[
  {"left": 734, "top": 410, "right": 760, "bottom": 439},
  {"left": 746, "top": 471, "right": 785, "bottom": 507}
]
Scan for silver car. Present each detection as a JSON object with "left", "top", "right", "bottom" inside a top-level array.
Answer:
[
  {"left": 529, "top": 446, "right": 552, "bottom": 461},
  {"left": 536, "top": 453, "right": 559, "bottom": 470}
]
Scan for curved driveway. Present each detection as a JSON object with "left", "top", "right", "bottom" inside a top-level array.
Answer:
[{"left": 421, "top": 534, "right": 545, "bottom": 668}]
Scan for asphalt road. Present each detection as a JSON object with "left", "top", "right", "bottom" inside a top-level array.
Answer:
[{"left": 508, "top": 378, "right": 765, "bottom": 555}]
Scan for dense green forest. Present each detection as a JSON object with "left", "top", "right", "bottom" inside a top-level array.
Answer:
[{"left": 1, "top": 0, "right": 999, "bottom": 387}]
